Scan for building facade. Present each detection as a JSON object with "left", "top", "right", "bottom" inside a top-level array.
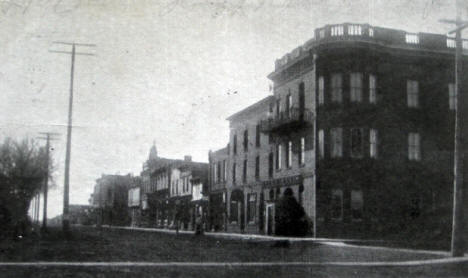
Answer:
[
  {"left": 168, "top": 158, "right": 208, "bottom": 230},
  {"left": 208, "top": 147, "right": 228, "bottom": 231},
  {"left": 92, "top": 174, "right": 133, "bottom": 226},
  {"left": 128, "top": 176, "right": 142, "bottom": 227},
  {"left": 219, "top": 23, "right": 468, "bottom": 238},
  {"left": 138, "top": 142, "right": 209, "bottom": 229},
  {"left": 225, "top": 96, "right": 281, "bottom": 234}
]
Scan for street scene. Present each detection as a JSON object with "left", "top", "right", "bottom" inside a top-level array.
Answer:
[{"left": 1, "top": 0, "right": 468, "bottom": 277}]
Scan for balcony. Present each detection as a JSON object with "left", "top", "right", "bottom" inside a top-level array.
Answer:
[{"left": 260, "top": 107, "right": 314, "bottom": 135}]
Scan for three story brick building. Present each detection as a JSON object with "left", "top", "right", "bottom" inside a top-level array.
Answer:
[{"left": 210, "top": 23, "right": 468, "bottom": 238}]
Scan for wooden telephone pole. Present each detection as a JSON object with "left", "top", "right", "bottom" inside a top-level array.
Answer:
[
  {"left": 440, "top": 0, "right": 468, "bottom": 257},
  {"left": 37, "top": 132, "right": 59, "bottom": 232},
  {"left": 50, "top": 42, "right": 95, "bottom": 234}
]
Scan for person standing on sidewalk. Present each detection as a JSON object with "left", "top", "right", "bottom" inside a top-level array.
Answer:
[
  {"left": 175, "top": 206, "right": 181, "bottom": 235},
  {"left": 195, "top": 213, "right": 203, "bottom": 235}
]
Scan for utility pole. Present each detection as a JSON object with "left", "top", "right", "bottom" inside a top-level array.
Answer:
[
  {"left": 50, "top": 42, "right": 96, "bottom": 234},
  {"left": 440, "top": 0, "right": 468, "bottom": 257},
  {"left": 31, "top": 194, "right": 36, "bottom": 223},
  {"left": 34, "top": 193, "right": 40, "bottom": 225},
  {"left": 37, "top": 132, "right": 59, "bottom": 232}
]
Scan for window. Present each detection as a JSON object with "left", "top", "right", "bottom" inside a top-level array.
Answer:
[
  {"left": 299, "top": 137, "right": 305, "bottom": 165},
  {"left": 351, "top": 190, "right": 363, "bottom": 221},
  {"left": 223, "top": 160, "right": 227, "bottom": 181},
  {"left": 331, "top": 25, "right": 344, "bottom": 36},
  {"left": 276, "top": 144, "right": 282, "bottom": 169},
  {"left": 330, "top": 128, "right": 343, "bottom": 158},
  {"left": 370, "top": 129, "right": 378, "bottom": 158},
  {"left": 331, "top": 189, "right": 343, "bottom": 221},
  {"left": 331, "top": 73, "right": 343, "bottom": 103},
  {"left": 447, "top": 38, "right": 456, "bottom": 48},
  {"left": 350, "top": 128, "right": 363, "bottom": 158},
  {"left": 243, "top": 129, "right": 248, "bottom": 152},
  {"left": 318, "top": 76, "right": 324, "bottom": 105},
  {"left": 255, "top": 156, "right": 260, "bottom": 179},
  {"left": 268, "top": 152, "right": 274, "bottom": 178},
  {"left": 230, "top": 201, "right": 238, "bottom": 223},
  {"left": 449, "top": 83, "right": 457, "bottom": 110},
  {"left": 407, "top": 80, "right": 419, "bottom": 108},
  {"left": 348, "top": 25, "right": 362, "bottom": 35},
  {"left": 217, "top": 162, "right": 221, "bottom": 182},
  {"left": 408, "top": 133, "right": 421, "bottom": 161},
  {"left": 232, "top": 163, "right": 236, "bottom": 184},
  {"left": 318, "top": 129, "right": 325, "bottom": 158},
  {"left": 319, "top": 29, "right": 325, "bottom": 38},
  {"left": 350, "top": 73, "right": 363, "bottom": 102},
  {"left": 286, "top": 93, "right": 292, "bottom": 117},
  {"left": 213, "top": 162, "right": 218, "bottom": 183},
  {"left": 369, "top": 28, "right": 374, "bottom": 37},
  {"left": 247, "top": 193, "right": 257, "bottom": 223},
  {"left": 405, "top": 33, "right": 419, "bottom": 44},
  {"left": 255, "top": 124, "right": 261, "bottom": 147},
  {"left": 369, "top": 74, "right": 377, "bottom": 104},
  {"left": 242, "top": 159, "right": 247, "bottom": 183},
  {"left": 299, "top": 82, "right": 305, "bottom": 114},
  {"left": 276, "top": 99, "right": 280, "bottom": 117},
  {"left": 286, "top": 141, "right": 292, "bottom": 168},
  {"left": 233, "top": 134, "right": 237, "bottom": 154}
]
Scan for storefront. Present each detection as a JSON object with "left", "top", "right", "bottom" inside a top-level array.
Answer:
[{"left": 208, "top": 191, "right": 226, "bottom": 231}]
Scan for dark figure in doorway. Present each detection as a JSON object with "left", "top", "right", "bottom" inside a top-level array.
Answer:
[{"left": 275, "top": 188, "right": 309, "bottom": 236}]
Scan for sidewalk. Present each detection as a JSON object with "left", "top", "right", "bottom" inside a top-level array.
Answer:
[{"left": 101, "top": 225, "right": 450, "bottom": 256}]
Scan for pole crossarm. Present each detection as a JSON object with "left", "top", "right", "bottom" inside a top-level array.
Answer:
[
  {"left": 448, "top": 23, "right": 468, "bottom": 35},
  {"left": 439, "top": 19, "right": 468, "bottom": 25},
  {"left": 52, "top": 41, "right": 97, "bottom": 47},
  {"left": 48, "top": 50, "right": 96, "bottom": 56}
]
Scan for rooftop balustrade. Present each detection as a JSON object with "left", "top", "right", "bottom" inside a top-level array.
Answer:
[{"left": 274, "top": 23, "right": 468, "bottom": 71}]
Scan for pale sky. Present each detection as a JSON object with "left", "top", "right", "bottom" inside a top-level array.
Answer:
[{"left": 0, "top": 0, "right": 466, "bottom": 218}]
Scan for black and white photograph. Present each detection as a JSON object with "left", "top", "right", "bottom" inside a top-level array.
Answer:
[{"left": 1, "top": 0, "right": 468, "bottom": 277}]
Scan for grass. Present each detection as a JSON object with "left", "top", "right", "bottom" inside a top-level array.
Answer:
[
  {"left": 0, "top": 225, "right": 467, "bottom": 277},
  {"left": 0, "top": 225, "right": 443, "bottom": 263}
]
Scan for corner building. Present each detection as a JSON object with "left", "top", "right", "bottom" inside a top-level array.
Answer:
[{"left": 223, "top": 23, "right": 468, "bottom": 238}]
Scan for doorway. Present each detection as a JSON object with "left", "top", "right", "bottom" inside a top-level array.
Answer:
[{"left": 265, "top": 203, "right": 275, "bottom": 235}]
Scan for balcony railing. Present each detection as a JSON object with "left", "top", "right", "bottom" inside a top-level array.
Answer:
[{"left": 260, "top": 107, "right": 314, "bottom": 134}]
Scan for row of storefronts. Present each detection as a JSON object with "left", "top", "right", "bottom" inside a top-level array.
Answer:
[
  {"left": 125, "top": 148, "right": 210, "bottom": 231},
  {"left": 93, "top": 23, "right": 461, "bottom": 239}
]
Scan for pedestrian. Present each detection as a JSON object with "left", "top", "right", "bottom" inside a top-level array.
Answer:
[
  {"left": 195, "top": 213, "right": 203, "bottom": 235},
  {"left": 175, "top": 208, "right": 181, "bottom": 235}
]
